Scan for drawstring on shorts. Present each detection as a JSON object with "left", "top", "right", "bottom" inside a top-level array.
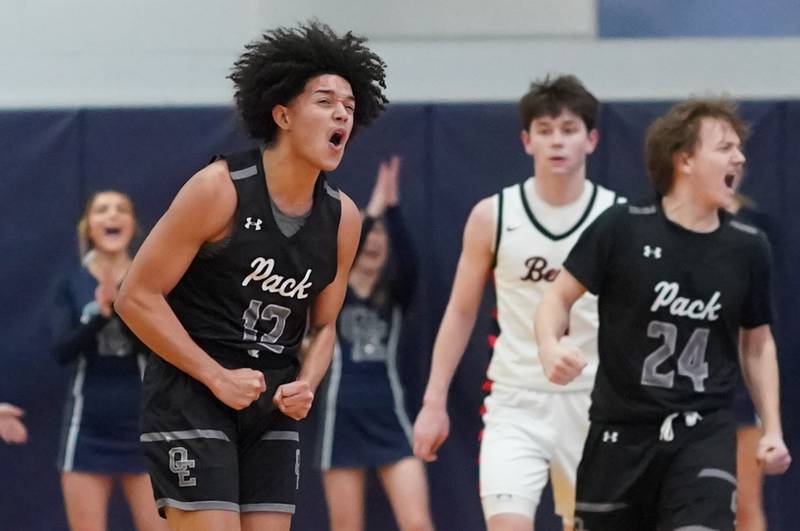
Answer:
[{"left": 659, "top": 411, "right": 702, "bottom": 442}]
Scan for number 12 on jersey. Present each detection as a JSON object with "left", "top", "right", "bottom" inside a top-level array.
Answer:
[
  {"left": 242, "top": 299, "right": 291, "bottom": 354},
  {"left": 641, "top": 320, "right": 709, "bottom": 392}
]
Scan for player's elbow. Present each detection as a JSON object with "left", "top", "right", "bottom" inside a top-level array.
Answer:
[
  {"left": 114, "top": 283, "right": 145, "bottom": 323},
  {"left": 113, "top": 290, "right": 132, "bottom": 321}
]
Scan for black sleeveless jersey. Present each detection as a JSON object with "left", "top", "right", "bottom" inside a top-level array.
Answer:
[
  {"left": 168, "top": 149, "right": 341, "bottom": 365},
  {"left": 563, "top": 202, "right": 774, "bottom": 423}
]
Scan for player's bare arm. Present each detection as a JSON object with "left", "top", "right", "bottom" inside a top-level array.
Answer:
[
  {"left": 740, "top": 324, "right": 792, "bottom": 475},
  {"left": 273, "top": 192, "right": 361, "bottom": 421},
  {"left": 115, "top": 161, "right": 267, "bottom": 410},
  {"left": 534, "top": 269, "right": 589, "bottom": 385},
  {"left": 412, "top": 197, "right": 494, "bottom": 462}
]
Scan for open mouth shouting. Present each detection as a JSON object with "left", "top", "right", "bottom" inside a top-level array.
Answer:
[
  {"left": 329, "top": 128, "right": 347, "bottom": 150},
  {"left": 724, "top": 173, "right": 738, "bottom": 189}
]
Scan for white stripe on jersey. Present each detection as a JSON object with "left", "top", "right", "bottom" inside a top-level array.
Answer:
[{"left": 488, "top": 178, "right": 623, "bottom": 392}]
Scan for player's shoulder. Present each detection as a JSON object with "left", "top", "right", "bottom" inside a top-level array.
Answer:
[
  {"left": 337, "top": 190, "right": 360, "bottom": 229},
  {"left": 592, "top": 181, "right": 628, "bottom": 206},
  {"left": 585, "top": 200, "right": 658, "bottom": 239},
  {"left": 319, "top": 172, "right": 342, "bottom": 202},
  {"left": 165, "top": 159, "right": 238, "bottom": 237},
  {"left": 623, "top": 201, "right": 659, "bottom": 217},
  {"left": 189, "top": 159, "right": 237, "bottom": 198},
  {"left": 723, "top": 212, "right": 770, "bottom": 250},
  {"left": 469, "top": 194, "right": 497, "bottom": 224},
  {"left": 596, "top": 199, "right": 642, "bottom": 223}
]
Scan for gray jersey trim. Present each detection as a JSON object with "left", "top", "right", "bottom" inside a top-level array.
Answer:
[
  {"left": 629, "top": 205, "right": 657, "bottom": 215},
  {"left": 576, "top": 502, "right": 629, "bottom": 512},
  {"left": 324, "top": 181, "right": 341, "bottom": 199},
  {"left": 698, "top": 467, "right": 737, "bottom": 486},
  {"left": 240, "top": 502, "right": 296, "bottom": 514},
  {"left": 730, "top": 219, "right": 758, "bottom": 235},
  {"left": 156, "top": 498, "right": 239, "bottom": 512},
  {"left": 261, "top": 430, "right": 300, "bottom": 442},
  {"left": 673, "top": 526, "right": 718, "bottom": 531},
  {"left": 140, "top": 429, "right": 230, "bottom": 443},
  {"left": 230, "top": 165, "right": 258, "bottom": 180},
  {"left": 270, "top": 198, "right": 310, "bottom": 237}
]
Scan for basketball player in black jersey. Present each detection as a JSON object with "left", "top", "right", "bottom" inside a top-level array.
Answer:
[
  {"left": 115, "top": 22, "right": 387, "bottom": 531},
  {"left": 535, "top": 99, "right": 791, "bottom": 530}
]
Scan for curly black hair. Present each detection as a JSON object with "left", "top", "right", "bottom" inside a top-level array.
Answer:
[{"left": 230, "top": 21, "right": 388, "bottom": 144}]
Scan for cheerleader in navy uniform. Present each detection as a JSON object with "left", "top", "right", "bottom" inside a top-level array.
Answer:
[
  {"left": 51, "top": 191, "right": 166, "bottom": 531},
  {"left": 316, "top": 157, "right": 435, "bottom": 531}
]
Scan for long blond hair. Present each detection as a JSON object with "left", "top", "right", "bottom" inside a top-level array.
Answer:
[{"left": 76, "top": 190, "right": 139, "bottom": 258}]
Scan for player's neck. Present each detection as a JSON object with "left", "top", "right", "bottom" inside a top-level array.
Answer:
[
  {"left": 532, "top": 168, "right": 586, "bottom": 206},
  {"left": 661, "top": 192, "right": 720, "bottom": 233},
  {"left": 262, "top": 144, "right": 319, "bottom": 216}
]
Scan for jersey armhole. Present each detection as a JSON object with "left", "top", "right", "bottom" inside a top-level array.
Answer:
[{"left": 491, "top": 190, "right": 503, "bottom": 269}]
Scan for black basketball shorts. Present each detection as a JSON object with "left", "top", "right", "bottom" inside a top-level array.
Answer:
[
  {"left": 140, "top": 351, "right": 300, "bottom": 517},
  {"left": 574, "top": 409, "right": 737, "bottom": 531}
]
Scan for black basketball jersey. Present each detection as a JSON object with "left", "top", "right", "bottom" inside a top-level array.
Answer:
[
  {"left": 563, "top": 202, "right": 773, "bottom": 423},
  {"left": 168, "top": 149, "right": 341, "bottom": 364}
]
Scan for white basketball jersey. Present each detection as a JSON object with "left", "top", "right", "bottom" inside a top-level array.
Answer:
[{"left": 488, "top": 178, "right": 624, "bottom": 391}]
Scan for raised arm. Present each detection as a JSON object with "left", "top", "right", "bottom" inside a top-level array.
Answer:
[
  {"left": 272, "top": 192, "right": 362, "bottom": 420},
  {"left": 50, "top": 275, "right": 110, "bottom": 365},
  {"left": 739, "top": 324, "right": 791, "bottom": 475},
  {"left": 534, "top": 269, "right": 589, "bottom": 385},
  {"left": 412, "top": 197, "right": 494, "bottom": 462},
  {"left": 115, "top": 161, "right": 266, "bottom": 410}
]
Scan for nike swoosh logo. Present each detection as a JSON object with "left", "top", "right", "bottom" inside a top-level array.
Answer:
[{"left": 506, "top": 225, "right": 521, "bottom": 232}]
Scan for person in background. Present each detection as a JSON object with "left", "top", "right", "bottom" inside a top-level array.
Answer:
[
  {"left": 413, "top": 75, "right": 623, "bottom": 531},
  {"left": 315, "top": 157, "right": 435, "bottom": 531},
  {"left": 51, "top": 190, "right": 165, "bottom": 531}
]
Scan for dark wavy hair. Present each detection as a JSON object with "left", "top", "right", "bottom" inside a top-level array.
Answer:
[
  {"left": 519, "top": 74, "right": 599, "bottom": 132},
  {"left": 230, "top": 21, "right": 388, "bottom": 144}
]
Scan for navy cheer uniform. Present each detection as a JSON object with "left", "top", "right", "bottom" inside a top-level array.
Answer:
[
  {"left": 139, "top": 149, "right": 341, "bottom": 516},
  {"left": 51, "top": 266, "right": 148, "bottom": 474},
  {"left": 315, "top": 206, "right": 417, "bottom": 469},
  {"left": 564, "top": 203, "right": 774, "bottom": 531}
]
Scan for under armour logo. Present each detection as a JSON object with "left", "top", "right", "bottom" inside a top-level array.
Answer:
[
  {"left": 643, "top": 245, "right": 662, "bottom": 259},
  {"left": 169, "top": 447, "right": 197, "bottom": 487},
  {"left": 602, "top": 430, "right": 619, "bottom": 443},
  {"left": 245, "top": 217, "right": 263, "bottom": 231}
]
